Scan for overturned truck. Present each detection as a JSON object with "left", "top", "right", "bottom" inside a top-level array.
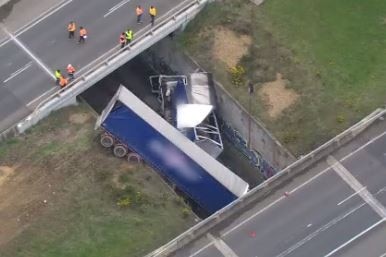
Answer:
[
  {"left": 95, "top": 83, "right": 249, "bottom": 215},
  {"left": 149, "top": 72, "right": 223, "bottom": 159}
]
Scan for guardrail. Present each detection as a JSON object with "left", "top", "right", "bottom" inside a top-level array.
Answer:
[
  {"left": 144, "top": 107, "right": 386, "bottom": 257},
  {"left": 15, "top": 0, "right": 209, "bottom": 133},
  {"left": 33, "top": 0, "right": 205, "bottom": 113}
]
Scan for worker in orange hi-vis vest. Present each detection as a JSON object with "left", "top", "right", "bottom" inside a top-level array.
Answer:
[
  {"left": 67, "top": 21, "right": 76, "bottom": 39},
  {"left": 136, "top": 5, "right": 144, "bottom": 24},
  {"left": 59, "top": 76, "right": 68, "bottom": 88},
  {"left": 149, "top": 5, "right": 157, "bottom": 26},
  {"left": 78, "top": 26, "right": 87, "bottom": 44}
]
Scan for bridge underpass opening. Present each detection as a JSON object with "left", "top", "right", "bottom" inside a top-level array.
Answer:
[{"left": 80, "top": 49, "right": 264, "bottom": 216}]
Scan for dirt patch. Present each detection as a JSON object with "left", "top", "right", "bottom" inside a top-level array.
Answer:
[
  {"left": 0, "top": 165, "right": 52, "bottom": 246},
  {"left": 35, "top": 127, "right": 79, "bottom": 146},
  {"left": 212, "top": 26, "right": 252, "bottom": 68},
  {"left": 68, "top": 113, "right": 90, "bottom": 124},
  {"left": 0, "top": 166, "right": 15, "bottom": 187},
  {"left": 259, "top": 73, "right": 299, "bottom": 119}
]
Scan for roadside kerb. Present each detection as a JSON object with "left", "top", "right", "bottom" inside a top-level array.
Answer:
[
  {"left": 13, "top": 0, "right": 209, "bottom": 134},
  {"left": 144, "top": 107, "right": 386, "bottom": 257}
]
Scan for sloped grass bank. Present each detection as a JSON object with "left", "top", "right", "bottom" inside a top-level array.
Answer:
[{"left": 179, "top": 0, "right": 386, "bottom": 155}]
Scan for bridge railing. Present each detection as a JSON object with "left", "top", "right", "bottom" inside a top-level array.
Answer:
[
  {"left": 32, "top": 0, "right": 205, "bottom": 114},
  {"left": 15, "top": 0, "right": 209, "bottom": 133},
  {"left": 144, "top": 107, "right": 386, "bottom": 257}
]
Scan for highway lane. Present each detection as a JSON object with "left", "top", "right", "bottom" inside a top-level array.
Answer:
[
  {"left": 0, "top": 0, "right": 191, "bottom": 133},
  {"left": 334, "top": 223, "right": 386, "bottom": 257},
  {"left": 170, "top": 120, "right": 386, "bottom": 257}
]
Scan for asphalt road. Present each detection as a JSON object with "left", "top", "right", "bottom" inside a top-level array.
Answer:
[
  {"left": 170, "top": 118, "right": 386, "bottom": 257},
  {"left": 0, "top": 0, "right": 189, "bottom": 133}
]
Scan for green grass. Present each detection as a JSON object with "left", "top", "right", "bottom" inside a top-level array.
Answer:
[
  {"left": 0, "top": 105, "right": 195, "bottom": 257},
  {"left": 178, "top": 0, "right": 386, "bottom": 155}
]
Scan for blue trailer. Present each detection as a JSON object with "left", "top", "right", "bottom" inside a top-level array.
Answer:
[{"left": 96, "top": 85, "right": 249, "bottom": 215}]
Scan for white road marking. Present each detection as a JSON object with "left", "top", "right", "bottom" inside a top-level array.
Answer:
[
  {"left": 189, "top": 125, "right": 386, "bottom": 257},
  {"left": 104, "top": 0, "right": 131, "bottom": 18},
  {"left": 273, "top": 202, "right": 367, "bottom": 257},
  {"left": 222, "top": 131, "right": 386, "bottom": 237},
  {"left": 377, "top": 186, "right": 386, "bottom": 195},
  {"left": 207, "top": 233, "right": 239, "bottom": 257},
  {"left": 306, "top": 223, "right": 312, "bottom": 228},
  {"left": 380, "top": 252, "right": 386, "bottom": 257},
  {"left": 323, "top": 218, "right": 386, "bottom": 257},
  {"left": 1, "top": 24, "right": 55, "bottom": 79},
  {"left": 337, "top": 187, "right": 367, "bottom": 206},
  {"left": 327, "top": 156, "right": 386, "bottom": 218},
  {"left": 3, "top": 61, "right": 32, "bottom": 83},
  {"left": 223, "top": 196, "right": 286, "bottom": 236},
  {"left": 339, "top": 130, "right": 386, "bottom": 162},
  {"left": 0, "top": 0, "right": 73, "bottom": 48}
]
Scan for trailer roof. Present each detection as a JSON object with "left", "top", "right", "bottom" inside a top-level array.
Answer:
[{"left": 97, "top": 85, "right": 249, "bottom": 197}]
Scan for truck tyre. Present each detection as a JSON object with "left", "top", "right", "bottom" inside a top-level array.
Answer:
[
  {"left": 127, "top": 152, "right": 141, "bottom": 164},
  {"left": 100, "top": 134, "right": 114, "bottom": 148},
  {"left": 113, "top": 144, "right": 128, "bottom": 158}
]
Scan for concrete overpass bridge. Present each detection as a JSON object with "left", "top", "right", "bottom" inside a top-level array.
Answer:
[{"left": 0, "top": 0, "right": 209, "bottom": 137}]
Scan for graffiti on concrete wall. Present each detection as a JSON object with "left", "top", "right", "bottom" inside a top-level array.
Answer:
[{"left": 220, "top": 118, "right": 276, "bottom": 179}]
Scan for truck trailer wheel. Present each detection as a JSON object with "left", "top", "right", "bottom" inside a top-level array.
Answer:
[
  {"left": 113, "top": 144, "right": 128, "bottom": 158},
  {"left": 127, "top": 152, "right": 141, "bottom": 164},
  {"left": 100, "top": 134, "right": 114, "bottom": 148}
]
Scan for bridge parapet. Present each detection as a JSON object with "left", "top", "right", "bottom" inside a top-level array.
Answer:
[{"left": 15, "top": 0, "right": 209, "bottom": 134}]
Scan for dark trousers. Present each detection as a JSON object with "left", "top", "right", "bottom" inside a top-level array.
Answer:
[
  {"left": 78, "top": 36, "right": 85, "bottom": 43},
  {"left": 137, "top": 14, "right": 142, "bottom": 23},
  {"left": 120, "top": 42, "right": 125, "bottom": 48},
  {"left": 150, "top": 15, "right": 155, "bottom": 26},
  {"left": 68, "top": 31, "right": 74, "bottom": 39}
]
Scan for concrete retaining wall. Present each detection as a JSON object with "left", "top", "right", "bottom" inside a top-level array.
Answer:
[
  {"left": 144, "top": 39, "right": 295, "bottom": 170},
  {"left": 213, "top": 79, "right": 294, "bottom": 170}
]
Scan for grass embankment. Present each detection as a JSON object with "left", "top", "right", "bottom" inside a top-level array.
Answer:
[
  {"left": 0, "top": 105, "right": 195, "bottom": 257},
  {"left": 178, "top": 0, "right": 386, "bottom": 155}
]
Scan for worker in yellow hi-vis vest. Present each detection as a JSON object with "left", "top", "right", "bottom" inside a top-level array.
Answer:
[{"left": 149, "top": 5, "right": 157, "bottom": 26}]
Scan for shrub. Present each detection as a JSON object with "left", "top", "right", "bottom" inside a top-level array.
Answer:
[
  {"left": 117, "top": 196, "right": 131, "bottom": 208},
  {"left": 181, "top": 207, "right": 190, "bottom": 219},
  {"left": 229, "top": 65, "right": 246, "bottom": 87},
  {"left": 336, "top": 115, "right": 345, "bottom": 124}
]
